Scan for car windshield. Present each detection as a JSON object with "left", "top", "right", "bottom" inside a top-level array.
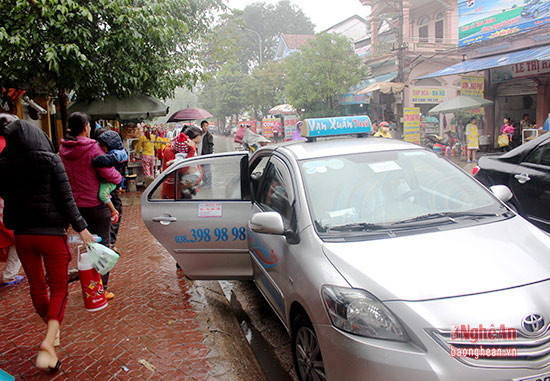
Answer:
[{"left": 300, "top": 149, "right": 504, "bottom": 233}]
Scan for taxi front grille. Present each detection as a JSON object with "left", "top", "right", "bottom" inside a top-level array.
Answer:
[{"left": 427, "top": 326, "right": 550, "bottom": 369}]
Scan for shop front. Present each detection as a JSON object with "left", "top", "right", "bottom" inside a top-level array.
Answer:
[
  {"left": 491, "top": 78, "right": 538, "bottom": 142},
  {"left": 419, "top": 45, "right": 550, "bottom": 147},
  {"left": 490, "top": 62, "right": 549, "bottom": 141},
  {"left": 409, "top": 84, "right": 448, "bottom": 137}
]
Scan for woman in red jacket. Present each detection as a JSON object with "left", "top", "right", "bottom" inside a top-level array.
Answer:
[
  {"left": 0, "top": 120, "right": 94, "bottom": 372},
  {"left": 60, "top": 113, "right": 122, "bottom": 300}
]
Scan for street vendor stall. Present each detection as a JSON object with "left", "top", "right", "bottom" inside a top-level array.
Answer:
[{"left": 68, "top": 93, "right": 169, "bottom": 187}]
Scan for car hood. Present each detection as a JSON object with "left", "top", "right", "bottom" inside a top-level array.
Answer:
[{"left": 322, "top": 217, "right": 550, "bottom": 302}]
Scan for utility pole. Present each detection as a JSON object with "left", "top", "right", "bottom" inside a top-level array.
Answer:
[
  {"left": 396, "top": 0, "right": 404, "bottom": 85},
  {"left": 241, "top": 27, "right": 263, "bottom": 66},
  {"left": 395, "top": 0, "right": 405, "bottom": 136}
]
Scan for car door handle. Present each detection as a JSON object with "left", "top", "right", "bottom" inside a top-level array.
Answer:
[
  {"left": 152, "top": 216, "right": 177, "bottom": 223},
  {"left": 514, "top": 173, "right": 531, "bottom": 184}
]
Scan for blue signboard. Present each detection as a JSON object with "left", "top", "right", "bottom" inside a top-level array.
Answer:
[
  {"left": 303, "top": 116, "right": 372, "bottom": 137},
  {"left": 459, "top": 0, "right": 550, "bottom": 47},
  {"left": 338, "top": 93, "right": 368, "bottom": 105}
]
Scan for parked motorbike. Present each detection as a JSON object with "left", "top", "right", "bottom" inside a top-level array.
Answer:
[{"left": 422, "top": 131, "right": 458, "bottom": 156}]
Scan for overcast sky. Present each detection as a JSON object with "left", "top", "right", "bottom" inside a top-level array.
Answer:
[{"left": 225, "top": 0, "right": 370, "bottom": 32}]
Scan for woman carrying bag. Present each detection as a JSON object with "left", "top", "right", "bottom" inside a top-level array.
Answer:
[
  {"left": 60, "top": 112, "right": 122, "bottom": 300},
  {"left": 0, "top": 119, "right": 94, "bottom": 372},
  {"left": 499, "top": 117, "right": 515, "bottom": 152}
]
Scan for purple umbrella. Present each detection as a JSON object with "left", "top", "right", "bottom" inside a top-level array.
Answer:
[{"left": 167, "top": 107, "right": 213, "bottom": 122}]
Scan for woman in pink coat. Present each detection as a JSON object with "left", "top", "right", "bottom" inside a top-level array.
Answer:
[
  {"left": 60, "top": 112, "right": 122, "bottom": 300},
  {"left": 500, "top": 117, "right": 515, "bottom": 152}
]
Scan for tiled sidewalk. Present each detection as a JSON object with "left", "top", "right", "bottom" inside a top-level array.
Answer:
[{"left": 0, "top": 193, "right": 264, "bottom": 380}]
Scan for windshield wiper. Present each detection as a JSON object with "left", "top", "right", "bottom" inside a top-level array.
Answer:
[
  {"left": 391, "top": 211, "right": 498, "bottom": 225},
  {"left": 322, "top": 222, "right": 390, "bottom": 232}
]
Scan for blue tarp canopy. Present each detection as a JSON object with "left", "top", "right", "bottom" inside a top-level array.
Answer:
[{"left": 417, "top": 46, "right": 550, "bottom": 79}]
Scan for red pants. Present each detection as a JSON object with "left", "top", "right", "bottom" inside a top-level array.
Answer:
[{"left": 15, "top": 235, "right": 71, "bottom": 323}]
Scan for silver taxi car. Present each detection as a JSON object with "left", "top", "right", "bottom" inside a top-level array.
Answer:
[{"left": 142, "top": 118, "right": 550, "bottom": 381}]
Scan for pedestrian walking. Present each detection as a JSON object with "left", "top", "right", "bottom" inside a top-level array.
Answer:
[
  {"left": 155, "top": 129, "right": 170, "bottom": 173},
  {"left": 199, "top": 120, "right": 213, "bottom": 189},
  {"left": 465, "top": 117, "right": 479, "bottom": 162},
  {"left": 60, "top": 112, "right": 122, "bottom": 300},
  {"left": 0, "top": 119, "right": 94, "bottom": 372},
  {"left": 135, "top": 125, "right": 156, "bottom": 181}
]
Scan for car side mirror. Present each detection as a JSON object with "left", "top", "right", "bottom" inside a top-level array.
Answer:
[
  {"left": 490, "top": 185, "right": 513, "bottom": 203},
  {"left": 249, "top": 212, "right": 285, "bottom": 235}
]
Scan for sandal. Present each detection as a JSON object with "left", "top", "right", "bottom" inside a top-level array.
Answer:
[
  {"left": 2, "top": 275, "right": 24, "bottom": 286},
  {"left": 36, "top": 350, "right": 61, "bottom": 372},
  {"left": 54, "top": 330, "right": 60, "bottom": 347}
]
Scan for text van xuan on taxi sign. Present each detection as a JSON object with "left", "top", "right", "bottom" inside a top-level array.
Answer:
[{"left": 302, "top": 115, "right": 372, "bottom": 138}]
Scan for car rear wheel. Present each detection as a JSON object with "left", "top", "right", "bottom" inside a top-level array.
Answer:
[{"left": 292, "top": 314, "right": 327, "bottom": 381}]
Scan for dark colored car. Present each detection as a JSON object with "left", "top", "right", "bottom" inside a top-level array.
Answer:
[
  {"left": 521, "top": 0, "right": 550, "bottom": 18},
  {"left": 473, "top": 133, "right": 550, "bottom": 232}
]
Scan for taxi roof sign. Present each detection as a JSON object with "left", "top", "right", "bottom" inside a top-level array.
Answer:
[{"left": 301, "top": 115, "right": 372, "bottom": 138}]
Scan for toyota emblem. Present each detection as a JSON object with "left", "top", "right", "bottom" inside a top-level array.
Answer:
[{"left": 522, "top": 314, "right": 545, "bottom": 335}]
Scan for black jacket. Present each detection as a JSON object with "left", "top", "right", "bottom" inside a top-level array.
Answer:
[
  {"left": 201, "top": 130, "right": 214, "bottom": 155},
  {"left": 0, "top": 120, "right": 87, "bottom": 235}
]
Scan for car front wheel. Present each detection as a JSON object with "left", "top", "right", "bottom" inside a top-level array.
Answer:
[{"left": 292, "top": 314, "right": 327, "bottom": 381}]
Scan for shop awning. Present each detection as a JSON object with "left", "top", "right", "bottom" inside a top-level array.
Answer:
[
  {"left": 356, "top": 82, "right": 405, "bottom": 95},
  {"left": 417, "top": 45, "right": 550, "bottom": 79},
  {"left": 354, "top": 72, "right": 403, "bottom": 95}
]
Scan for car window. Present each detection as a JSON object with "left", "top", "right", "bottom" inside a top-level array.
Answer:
[
  {"left": 300, "top": 149, "right": 502, "bottom": 229},
  {"left": 523, "top": 143, "right": 550, "bottom": 166},
  {"left": 249, "top": 155, "right": 270, "bottom": 200},
  {"left": 258, "top": 159, "right": 293, "bottom": 224},
  {"left": 148, "top": 155, "right": 243, "bottom": 201}
]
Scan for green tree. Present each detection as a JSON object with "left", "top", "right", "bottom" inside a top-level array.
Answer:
[
  {"left": 200, "top": 62, "right": 248, "bottom": 122},
  {"left": 240, "top": 0, "right": 315, "bottom": 68},
  {"left": 202, "top": 1, "right": 315, "bottom": 73},
  {"left": 245, "top": 61, "right": 287, "bottom": 118},
  {"left": 284, "top": 33, "right": 366, "bottom": 118},
  {"left": 0, "top": 0, "right": 221, "bottom": 126}
]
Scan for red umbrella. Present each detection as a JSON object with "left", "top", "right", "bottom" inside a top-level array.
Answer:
[{"left": 167, "top": 107, "right": 213, "bottom": 122}]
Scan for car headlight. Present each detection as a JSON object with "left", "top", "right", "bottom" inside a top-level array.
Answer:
[{"left": 321, "top": 285, "right": 408, "bottom": 342}]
